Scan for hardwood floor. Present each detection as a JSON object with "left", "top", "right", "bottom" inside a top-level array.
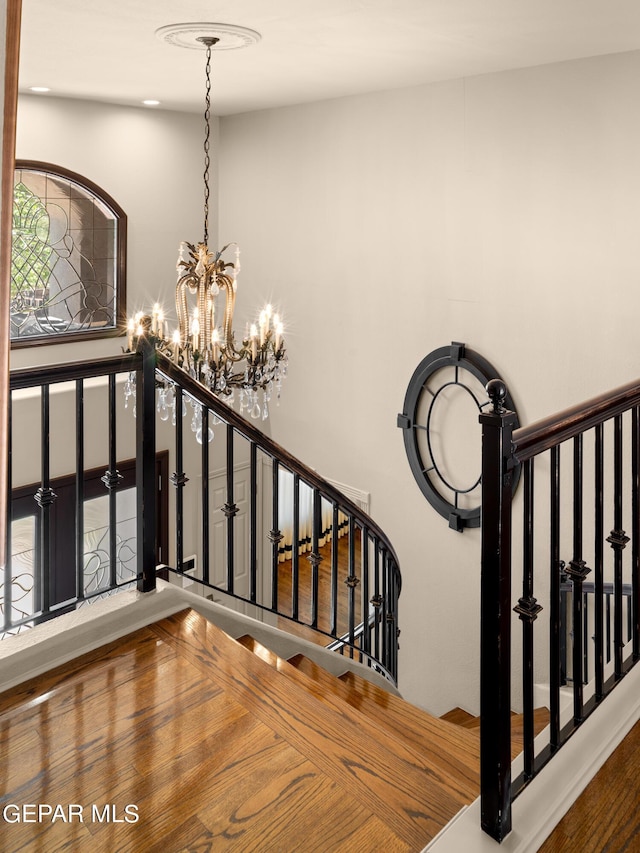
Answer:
[
  {"left": 276, "top": 533, "right": 362, "bottom": 646},
  {"left": 539, "top": 717, "right": 640, "bottom": 853},
  {"left": 0, "top": 608, "right": 480, "bottom": 852}
]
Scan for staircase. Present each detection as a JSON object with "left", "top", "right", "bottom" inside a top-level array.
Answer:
[
  {"left": 441, "top": 706, "right": 551, "bottom": 760},
  {"left": 0, "top": 608, "right": 479, "bottom": 853}
]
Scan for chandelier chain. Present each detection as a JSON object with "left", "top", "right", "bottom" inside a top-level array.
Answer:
[{"left": 202, "top": 38, "right": 218, "bottom": 246}]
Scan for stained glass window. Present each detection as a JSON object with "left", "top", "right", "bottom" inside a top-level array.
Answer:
[{"left": 10, "top": 161, "right": 126, "bottom": 347}]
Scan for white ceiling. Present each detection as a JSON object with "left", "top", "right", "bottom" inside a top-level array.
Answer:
[{"left": 18, "top": 0, "right": 640, "bottom": 115}]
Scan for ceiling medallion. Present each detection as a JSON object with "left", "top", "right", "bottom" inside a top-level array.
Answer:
[{"left": 155, "top": 23, "right": 262, "bottom": 51}]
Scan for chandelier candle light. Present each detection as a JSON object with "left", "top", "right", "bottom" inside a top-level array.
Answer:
[{"left": 125, "top": 24, "right": 287, "bottom": 421}]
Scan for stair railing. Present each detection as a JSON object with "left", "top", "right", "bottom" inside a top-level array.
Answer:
[
  {"left": 5, "top": 338, "right": 402, "bottom": 683},
  {"left": 152, "top": 344, "right": 402, "bottom": 682},
  {"left": 480, "top": 377, "right": 640, "bottom": 841}
]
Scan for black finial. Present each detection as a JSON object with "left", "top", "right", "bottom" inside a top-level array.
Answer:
[{"left": 486, "top": 378, "right": 507, "bottom": 413}]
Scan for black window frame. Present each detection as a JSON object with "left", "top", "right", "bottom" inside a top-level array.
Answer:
[{"left": 10, "top": 160, "right": 127, "bottom": 349}]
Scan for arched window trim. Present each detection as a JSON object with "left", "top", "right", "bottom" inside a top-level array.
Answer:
[{"left": 10, "top": 160, "right": 127, "bottom": 349}]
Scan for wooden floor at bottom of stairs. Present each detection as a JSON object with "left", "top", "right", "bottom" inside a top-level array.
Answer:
[{"left": 0, "top": 608, "right": 479, "bottom": 853}]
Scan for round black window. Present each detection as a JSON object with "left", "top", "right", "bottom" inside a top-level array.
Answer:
[{"left": 397, "top": 342, "right": 520, "bottom": 531}]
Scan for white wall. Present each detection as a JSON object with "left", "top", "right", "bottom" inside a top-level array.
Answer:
[
  {"left": 217, "top": 50, "right": 640, "bottom": 715},
  {"left": 13, "top": 94, "right": 207, "bottom": 368},
  {"left": 12, "top": 95, "right": 210, "bottom": 569},
  {"left": 13, "top": 50, "right": 640, "bottom": 716}
]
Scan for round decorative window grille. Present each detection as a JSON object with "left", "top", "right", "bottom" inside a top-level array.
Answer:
[{"left": 397, "top": 342, "right": 520, "bottom": 531}]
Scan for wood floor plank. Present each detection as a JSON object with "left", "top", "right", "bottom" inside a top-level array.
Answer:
[
  {"left": 1, "top": 654, "right": 223, "bottom": 810},
  {"left": 144, "top": 816, "right": 214, "bottom": 853},
  {"left": 0, "top": 624, "right": 178, "bottom": 715},
  {"left": 0, "top": 813, "right": 95, "bottom": 853},
  {"left": 196, "top": 736, "right": 409, "bottom": 853},
  {"left": 538, "top": 717, "right": 640, "bottom": 853},
  {"left": 151, "top": 609, "right": 472, "bottom": 849}
]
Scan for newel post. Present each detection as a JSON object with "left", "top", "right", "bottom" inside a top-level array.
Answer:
[
  {"left": 479, "top": 379, "right": 517, "bottom": 841},
  {"left": 136, "top": 329, "right": 157, "bottom": 593}
]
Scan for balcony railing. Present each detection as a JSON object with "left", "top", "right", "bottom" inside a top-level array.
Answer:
[
  {"left": 4, "top": 339, "right": 401, "bottom": 683},
  {"left": 480, "top": 377, "right": 640, "bottom": 841}
]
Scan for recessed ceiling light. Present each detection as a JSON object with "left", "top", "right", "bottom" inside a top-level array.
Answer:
[
  {"left": 29, "top": 86, "right": 50, "bottom": 93},
  {"left": 142, "top": 99, "right": 161, "bottom": 106}
]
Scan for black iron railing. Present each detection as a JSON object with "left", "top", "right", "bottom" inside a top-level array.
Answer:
[
  {"left": 480, "top": 377, "right": 640, "bottom": 841},
  {"left": 560, "top": 576, "right": 634, "bottom": 686},
  {"left": 153, "top": 348, "right": 401, "bottom": 682},
  {"left": 5, "top": 352, "right": 152, "bottom": 635},
  {"left": 4, "top": 340, "right": 401, "bottom": 682}
]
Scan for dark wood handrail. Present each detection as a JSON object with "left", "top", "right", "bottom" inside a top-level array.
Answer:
[
  {"left": 155, "top": 352, "right": 402, "bottom": 593},
  {"left": 512, "top": 376, "right": 640, "bottom": 462},
  {"left": 10, "top": 352, "right": 140, "bottom": 390}
]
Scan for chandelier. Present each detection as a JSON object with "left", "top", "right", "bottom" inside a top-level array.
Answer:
[{"left": 126, "top": 24, "right": 287, "bottom": 420}]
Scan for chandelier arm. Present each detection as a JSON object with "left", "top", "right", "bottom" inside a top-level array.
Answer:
[
  {"left": 176, "top": 279, "right": 190, "bottom": 345},
  {"left": 219, "top": 275, "right": 244, "bottom": 361},
  {"left": 203, "top": 276, "right": 212, "bottom": 350}
]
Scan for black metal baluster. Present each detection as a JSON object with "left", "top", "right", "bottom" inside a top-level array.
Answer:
[
  {"left": 249, "top": 442, "right": 257, "bottom": 602},
  {"left": 75, "top": 379, "right": 85, "bottom": 601},
  {"left": 393, "top": 564, "right": 400, "bottom": 679},
  {"left": 170, "top": 386, "right": 189, "bottom": 571},
  {"left": 594, "top": 423, "right": 605, "bottom": 699},
  {"left": 330, "top": 502, "right": 339, "bottom": 636},
  {"left": 291, "top": 474, "right": 300, "bottom": 619},
  {"left": 583, "top": 591, "right": 589, "bottom": 684},
  {"left": 224, "top": 424, "right": 238, "bottom": 594},
  {"left": 607, "top": 414, "right": 628, "bottom": 679},
  {"left": 566, "top": 434, "right": 590, "bottom": 723},
  {"left": 102, "top": 374, "right": 123, "bottom": 590},
  {"left": 35, "top": 384, "right": 56, "bottom": 617},
  {"left": 136, "top": 338, "right": 157, "bottom": 592},
  {"left": 560, "top": 563, "right": 568, "bottom": 686},
  {"left": 201, "top": 406, "right": 210, "bottom": 585},
  {"left": 387, "top": 555, "right": 398, "bottom": 679},
  {"left": 309, "top": 488, "right": 321, "bottom": 629},
  {"left": 381, "top": 548, "right": 389, "bottom": 673},
  {"left": 515, "top": 459, "right": 542, "bottom": 780},
  {"left": 361, "top": 525, "right": 370, "bottom": 660},
  {"left": 549, "top": 445, "right": 561, "bottom": 751},
  {"left": 346, "top": 516, "right": 358, "bottom": 658},
  {"left": 269, "top": 459, "right": 281, "bottom": 610},
  {"left": 388, "top": 559, "right": 397, "bottom": 679},
  {"left": 632, "top": 407, "right": 640, "bottom": 661},
  {"left": 606, "top": 594, "right": 612, "bottom": 663},
  {"left": 372, "top": 541, "right": 381, "bottom": 663}
]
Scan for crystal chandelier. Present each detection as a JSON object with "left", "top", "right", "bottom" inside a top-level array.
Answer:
[{"left": 126, "top": 25, "right": 287, "bottom": 420}]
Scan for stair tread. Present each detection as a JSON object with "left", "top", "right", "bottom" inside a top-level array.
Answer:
[
  {"left": 240, "top": 640, "right": 479, "bottom": 799},
  {"left": 335, "top": 667, "right": 481, "bottom": 766},
  {"left": 151, "top": 609, "right": 475, "bottom": 850},
  {"left": 441, "top": 705, "right": 551, "bottom": 760},
  {"left": 440, "top": 707, "right": 478, "bottom": 728}
]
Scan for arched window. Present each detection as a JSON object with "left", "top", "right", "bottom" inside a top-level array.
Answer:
[{"left": 10, "top": 161, "right": 126, "bottom": 347}]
